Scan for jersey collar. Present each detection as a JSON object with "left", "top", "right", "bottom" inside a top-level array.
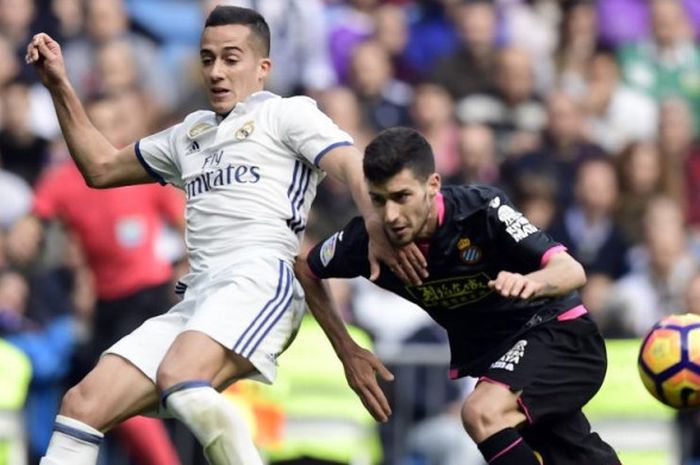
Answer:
[{"left": 229, "top": 90, "right": 279, "bottom": 117}]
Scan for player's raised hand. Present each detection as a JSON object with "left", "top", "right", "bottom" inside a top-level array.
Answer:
[
  {"left": 340, "top": 343, "right": 394, "bottom": 423},
  {"left": 25, "top": 33, "right": 67, "bottom": 88},
  {"left": 488, "top": 271, "right": 545, "bottom": 300}
]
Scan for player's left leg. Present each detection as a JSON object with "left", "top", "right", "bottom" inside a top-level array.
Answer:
[
  {"left": 521, "top": 410, "right": 620, "bottom": 465},
  {"left": 157, "top": 330, "right": 263, "bottom": 465},
  {"left": 461, "top": 381, "right": 541, "bottom": 465},
  {"left": 157, "top": 257, "right": 305, "bottom": 465},
  {"left": 498, "top": 314, "right": 621, "bottom": 464}
]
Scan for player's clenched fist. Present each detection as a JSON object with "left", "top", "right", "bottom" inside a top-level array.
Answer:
[
  {"left": 25, "top": 33, "right": 67, "bottom": 88},
  {"left": 488, "top": 271, "right": 545, "bottom": 300}
]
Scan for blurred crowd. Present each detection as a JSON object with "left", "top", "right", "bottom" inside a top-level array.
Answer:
[{"left": 1, "top": 0, "right": 700, "bottom": 464}]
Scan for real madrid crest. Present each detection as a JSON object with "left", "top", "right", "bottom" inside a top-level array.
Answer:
[
  {"left": 235, "top": 121, "right": 255, "bottom": 140},
  {"left": 457, "top": 237, "right": 482, "bottom": 265}
]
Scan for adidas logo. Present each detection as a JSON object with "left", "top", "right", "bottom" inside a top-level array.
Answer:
[{"left": 186, "top": 141, "right": 200, "bottom": 155}]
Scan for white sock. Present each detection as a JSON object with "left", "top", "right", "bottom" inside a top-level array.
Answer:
[
  {"left": 39, "top": 415, "right": 104, "bottom": 465},
  {"left": 164, "top": 382, "right": 262, "bottom": 465}
]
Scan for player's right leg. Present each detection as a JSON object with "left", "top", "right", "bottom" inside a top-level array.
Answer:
[
  {"left": 461, "top": 380, "right": 541, "bottom": 465},
  {"left": 39, "top": 354, "right": 159, "bottom": 465}
]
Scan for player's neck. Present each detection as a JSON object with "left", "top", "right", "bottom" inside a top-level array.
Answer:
[{"left": 416, "top": 193, "right": 443, "bottom": 242}]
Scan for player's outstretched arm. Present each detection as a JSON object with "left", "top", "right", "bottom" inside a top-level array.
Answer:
[
  {"left": 488, "top": 251, "right": 586, "bottom": 300},
  {"left": 294, "top": 254, "right": 394, "bottom": 422},
  {"left": 318, "top": 145, "right": 428, "bottom": 285},
  {"left": 26, "top": 33, "right": 152, "bottom": 188}
]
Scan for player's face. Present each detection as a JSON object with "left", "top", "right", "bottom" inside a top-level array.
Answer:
[
  {"left": 368, "top": 168, "right": 441, "bottom": 246},
  {"left": 200, "top": 24, "right": 271, "bottom": 115}
]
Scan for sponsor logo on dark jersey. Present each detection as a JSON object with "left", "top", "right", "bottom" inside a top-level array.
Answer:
[
  {"left": 405, "top": 273, "right": 493, "bottom": 309},
  {"left": 490, "top": 340, "right": 528, "bottom": 371}
]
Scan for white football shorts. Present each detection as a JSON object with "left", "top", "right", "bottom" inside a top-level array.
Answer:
[{"left": 106, "top": 254, "right": 306, "bottom": 387}]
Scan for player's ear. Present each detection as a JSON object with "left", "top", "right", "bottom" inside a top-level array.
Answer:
[
  {"left": 427, "top": 173, "right": 441, "bottom": 197},
  {"left": 257, "top": 57, "right": 272, "bottom": 82}
]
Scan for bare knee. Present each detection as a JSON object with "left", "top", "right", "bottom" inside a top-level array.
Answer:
[
  {"left": 156, "top": 360, "right": 193, "bottom": 391},
  {"left": 60, "top": 382, "right": 107, "bottom": 431},
  {"left": 462, "top": 395, "right": 500, "bottom": 441},
  {"left": 156, "top": 331, "right": 255, "bottom": 391},
  {"left": 461, "top": 393, "right": 524, "bottom": 443}
]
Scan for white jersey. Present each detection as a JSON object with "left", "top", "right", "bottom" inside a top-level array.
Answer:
[{"left": 135, "top": 91, "right": 352, "bottom": 275}]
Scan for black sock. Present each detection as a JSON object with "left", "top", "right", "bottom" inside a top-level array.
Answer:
[{"left": 477, "top": 427, "right": 540, "bottom": 464}]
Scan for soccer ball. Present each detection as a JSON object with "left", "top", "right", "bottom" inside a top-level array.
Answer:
[{"left": 638, "top": 313, "right": 700, "bottom": 409}]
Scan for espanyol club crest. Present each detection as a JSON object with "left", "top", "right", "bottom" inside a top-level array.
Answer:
[{"left": 457, "top": 237, "right": 482, "bottom": 265}]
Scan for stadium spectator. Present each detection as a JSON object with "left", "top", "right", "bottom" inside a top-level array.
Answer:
[
  {"left": 0, "top": 265, "right": 76, "bottom": 463},
  {"left": 604, "top": 196, "right": 698, "bottom": 337},
  {"left": 372, "top": 3, "right": 414, "bottom": 83},
  {"left": 62, "top": 0, "right": 177, "bottom": 112},
  {"left": 0, "top": 0, "right": 36, "bottom": 77},
  {"left": 501, "top": 90, "right": 604, "bottom": 209},
  {"left": 454, "top": 124, "right": 500, "bottom": 186},
  {"left": 409, "top": 82, "right": 461, "bottom": 181},
  {"left": 401, "top": 0, "right": 458, "bottom": 82},
  {"left": 656, "top": 98, "right": 700, "bottom": 229},
  {"left": 581, "top": 50, "right": 659, "bottom": 154},
  {"left": 0, "top": 165, "right": 32, "bottom": 230},
  {"left": 348, "top": 39, "right": 412, "bottom": 132},
  {"left": 615, "top": 141, "right": 677, "bottom": 245},
  {"left": 617, "top": 0, "right": 700, "bottom": 135},
  {"left": 0, "top": 334, "right": 31, "bottom": 465},
  {"left": 598, "top": 0, "right": 700, "bottom": 46},
  {"left": 45, "top": 0, "right": 84, "bottom": 44},
  {"left": 318, "top": 86, "right": 376, "bottom": 153},
  {"left": 327, "top": 0, "right": 378, "bottom": 84},
  {"left": 547, "top": 158, "right": 628, "bottom": 279},
  {"left": 0, "top": 78, "right": 50, "bottom": 185},
  {"left": 0, "top": 35, "right": 60, "bottom": 140},
  {"left": 510, "top": 172, "right": 558, "bottom": 231},
  {"left": 0, "top": 34, "right": 20, "bottom": 88},
  {"left": 497, "top": 0, "right": 557, "bottom": 95},
  {"left": 456, "top": 46, "right": 546, "bottom": 159},
  {"left": 555, "top": 0, "right": 599, "bottom": 98},
  {"left": 546, "top": 158, "right": 628, "bottom": 324},
  {"left": 430, "top": 0, "right": 498, "bottom": 101}
]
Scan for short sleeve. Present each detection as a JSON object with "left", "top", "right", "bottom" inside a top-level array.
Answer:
[
  {"left": 307, "top": 217, "right": 370, "bottom": 279},
  {"left": 485, "top": 189, "right": 564, "bottom": 270},
  {"left": 277, "top": 96, "right": 353, "bottom": 167},
  {"left": 135, "top": 123, "right": 184, "bottom": 188}
]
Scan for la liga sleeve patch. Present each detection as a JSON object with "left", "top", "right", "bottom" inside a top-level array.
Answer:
[{"left": 319, "top": 231, "right": 340, "bottom": 267}]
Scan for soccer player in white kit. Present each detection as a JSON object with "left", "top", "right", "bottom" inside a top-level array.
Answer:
[{"left": 26, "top": 6, "right": 426, "bottom": 465}]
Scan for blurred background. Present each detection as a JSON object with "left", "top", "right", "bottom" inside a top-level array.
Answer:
[{"left": 1, "top": 0, "right": 699, "bottom": 464}]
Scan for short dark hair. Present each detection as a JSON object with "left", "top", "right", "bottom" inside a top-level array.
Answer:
[
  {"left": 363, "top": 127, "right": 435, "bottom": 184},
  {"left": 205, "top": 6, "right": 270, "bottom": 57}
]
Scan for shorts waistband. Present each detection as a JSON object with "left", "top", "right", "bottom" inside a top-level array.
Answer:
[{"left": 557, "top": 305, "right": 587, "bottom": 321}]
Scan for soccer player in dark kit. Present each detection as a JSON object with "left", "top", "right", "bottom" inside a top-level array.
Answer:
[{"left": 295, "top": 127, "right": 621, "bottom": 465}]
